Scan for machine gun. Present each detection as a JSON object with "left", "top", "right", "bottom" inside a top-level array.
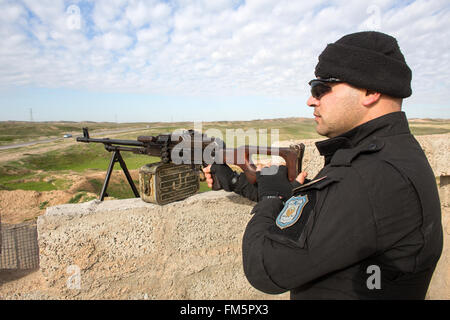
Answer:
[{"left": 76, "top": 128, "right": 305, "bottom": 205}]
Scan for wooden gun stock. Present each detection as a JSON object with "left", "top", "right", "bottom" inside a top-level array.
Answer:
[{"left": 219, "top": 143, "right": 305, "bottom": 184}]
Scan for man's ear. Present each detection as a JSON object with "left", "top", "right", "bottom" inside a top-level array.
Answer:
[{"left": 362, "top": 90, "right": 381, "bottom": 106}]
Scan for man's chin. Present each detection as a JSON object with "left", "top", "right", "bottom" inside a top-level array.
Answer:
[{"left": 315, "top": 125, "right": 329, "bottom": 138}]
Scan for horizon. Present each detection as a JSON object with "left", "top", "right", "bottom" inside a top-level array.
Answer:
[
  {"left": 1, "top": 115, "right": 449, "bottom": 124},
  {"left": 1, "top": 1, "right": 450, "bottom": 122}
]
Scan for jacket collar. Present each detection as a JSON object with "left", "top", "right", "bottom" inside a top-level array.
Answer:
[{"left": 315, "top": 111, "right": 410, "bottom": 164}]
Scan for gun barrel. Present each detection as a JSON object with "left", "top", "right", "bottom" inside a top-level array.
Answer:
[{"left": 76, "top": 136, "right": 145, "bottom": 147}]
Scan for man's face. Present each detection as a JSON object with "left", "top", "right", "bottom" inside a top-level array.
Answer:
[{"left": 307, "top": 82, "right": 364, "bottom": 138}]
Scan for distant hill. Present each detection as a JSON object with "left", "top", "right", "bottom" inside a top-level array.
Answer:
[{"left": 0, "top": 117, "right": 449, "bottom": 146}]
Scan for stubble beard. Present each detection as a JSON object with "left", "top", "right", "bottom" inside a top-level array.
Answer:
[{"left": 315, "top": 91, "right": 362, "bottom": 138}]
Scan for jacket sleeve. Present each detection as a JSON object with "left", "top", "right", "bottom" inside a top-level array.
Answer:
[
  {"left": 232, "top": 174, "right": 307, "bottom": 204},
  {"left": 233, "top": 173, "right": 259, "bottom": 202},
  {"left": 242, "top": 172, "right": 378, "bottom": 294}
]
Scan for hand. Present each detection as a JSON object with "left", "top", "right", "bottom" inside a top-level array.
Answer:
[
  {"left": 202, "top": 164, "right": 238, "bottom": 191},
  {"left": 203, "top": 165, "right": 215, "bottom": 188},
  {"left": 256, "top": 164, "right": 308, "bottom": 190},
  {"left": 296, "top": 171, "right": 308, "bottom": 184},
  {"left": 256, "top": 165, "right": 293, "bottom": 200},
  {"left": 291, "top": 171, "right": 309, "bottom": 189}
]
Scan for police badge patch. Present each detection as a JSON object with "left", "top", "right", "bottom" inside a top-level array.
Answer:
[{"left": 276, "top": 195, "right": 309, "bottom": 229}]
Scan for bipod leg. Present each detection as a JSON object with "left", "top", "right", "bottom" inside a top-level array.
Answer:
[
  {"left": 116, "top": 151, "right": 140, "bottom": 198},
  {"left": 99, "top": 151, "right": 118, "bottom": 201}
]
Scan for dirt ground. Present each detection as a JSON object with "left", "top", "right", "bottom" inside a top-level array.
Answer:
[
  {"left": 0, "top": 170, "right": 140, "bottom": 224},
  {"left": 0, "top": 269, "right": 46, "bottom": 300}
]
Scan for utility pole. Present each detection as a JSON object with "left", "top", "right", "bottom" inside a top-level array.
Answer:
[{"left": 29, "top": 108, "right": 33, "bottom": 122}]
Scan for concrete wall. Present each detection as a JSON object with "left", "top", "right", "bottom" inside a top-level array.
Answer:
[
  {"left": 37, "top": 192, "right": 290, "bottom": 300},
  {"left": 37, "top": 134, "right": 449, "bottom": 299}
]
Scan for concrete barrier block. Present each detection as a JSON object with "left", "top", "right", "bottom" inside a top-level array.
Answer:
[{"left": 37, "top": 191, "right": 289, "bottom": 300}]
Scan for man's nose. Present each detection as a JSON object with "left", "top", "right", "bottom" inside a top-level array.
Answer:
[{"left": 307, "top": 95, "right": 319, "bottom": 107}]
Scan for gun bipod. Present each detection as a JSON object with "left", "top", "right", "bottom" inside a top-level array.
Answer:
[{"left": 100, "top": 149, "right": 140, "bottom": 201}]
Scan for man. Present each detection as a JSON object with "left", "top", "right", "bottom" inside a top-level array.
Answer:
[{"left": 203, "top": 31, "right": 443, "bottom": 299}]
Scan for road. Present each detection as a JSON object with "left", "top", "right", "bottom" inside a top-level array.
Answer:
[{"left": 0, "top": 127, "right": 149, "bottom": 151}]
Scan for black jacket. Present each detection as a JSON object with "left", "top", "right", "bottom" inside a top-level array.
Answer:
[{"left": 237, "top": 112, "right": 443, "bottom": 299}]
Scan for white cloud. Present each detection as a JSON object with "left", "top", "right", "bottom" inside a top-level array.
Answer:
[
  {"left": 151, "top": 2, "right": 172, "bottom": 20},
  {"left": 125, "top": 0, "right": 153, "bottom": 28},
  {"left": 92, "top": 0, "right": 128, "bottom": 32},
  {"left": 95, "top": 31, "right": 134, "bottom": 51},
  {"left": 125, "top": 0, "right": 172, "bottom": 28},
  {"left": 0, "top": 0, "right": 449, "bottom": 107},
  {"left": 2, "top": 2, "right": 26, "bottom": 23}
]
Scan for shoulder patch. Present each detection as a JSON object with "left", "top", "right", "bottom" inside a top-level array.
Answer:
[
  {"left": 268, "top": 190, "right": 317, "bottom": 248},
  {"left": 276, "top": 195, "right": 309, "bottom": 229}
]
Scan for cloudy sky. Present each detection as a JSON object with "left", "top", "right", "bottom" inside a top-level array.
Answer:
[{"left": 0, "top": 0, "right": 449, "bottom": 122}]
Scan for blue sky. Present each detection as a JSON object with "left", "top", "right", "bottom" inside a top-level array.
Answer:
[{"left": 1, "top": 0, "right": 449, "bottom": 122}]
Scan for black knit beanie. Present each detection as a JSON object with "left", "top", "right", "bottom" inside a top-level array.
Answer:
[{"left": 315, "top": 31, "right": 412, "bottom": 98}]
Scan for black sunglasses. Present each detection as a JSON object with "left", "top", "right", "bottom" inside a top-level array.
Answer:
[{"left": 308, "top": 78, "right": 342, "bottom": 99}]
